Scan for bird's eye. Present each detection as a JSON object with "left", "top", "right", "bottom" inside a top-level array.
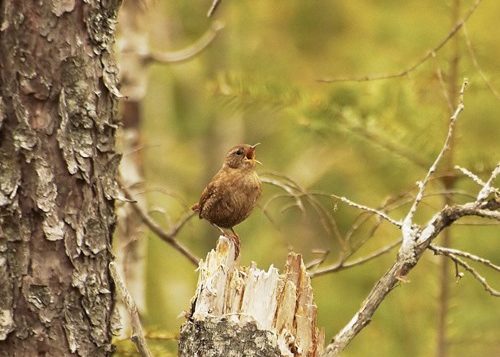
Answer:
[{"left": 235, "top": 148, "right": 244, "bottom": 156}]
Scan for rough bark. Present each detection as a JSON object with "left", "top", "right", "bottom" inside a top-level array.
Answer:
[
  {"left": 179, "top": 236, "right": 324, "bottom": 356},
  {"left": 0, "top": 1, "right": 121, "bottom": 356}
]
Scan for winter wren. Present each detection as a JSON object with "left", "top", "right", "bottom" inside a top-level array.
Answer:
[{"left": 192, "top": 144, "right": 262, "bottom": 253}]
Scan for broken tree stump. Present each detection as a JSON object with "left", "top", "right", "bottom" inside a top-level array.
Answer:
[{"left": 179, "top": 236, "right": 324, "bottom": 356}]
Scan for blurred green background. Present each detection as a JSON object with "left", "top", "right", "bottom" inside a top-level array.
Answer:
[{"left": 115, "top": 1, "right": 500, "bottom": 356}]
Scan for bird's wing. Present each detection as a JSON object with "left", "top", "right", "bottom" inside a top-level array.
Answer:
[{"left": 197, "top": 180, "right": 219, "bottom": 218}]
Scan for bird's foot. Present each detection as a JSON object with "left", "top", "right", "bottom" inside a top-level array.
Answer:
[{"left": 227, "top": 232, "right": 240, "bottom": 258}]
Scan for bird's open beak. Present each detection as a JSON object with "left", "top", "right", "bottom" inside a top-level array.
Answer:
[{"left": 246, "top": 143, "right": 262, "bottom": 164}]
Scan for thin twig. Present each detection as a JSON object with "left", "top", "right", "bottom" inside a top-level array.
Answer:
[
  {"left": 429, "top": 244, "right": 500, "bottom": 272},
  {"left": 305, "top": 249, "right": 331, "bottom": 270},
  {"left": 477, "top": 163, "right": 500, "bottom": 201},
  {"left": 143, "top": 21, "right": 224, "bottom": 64},
  {"left": 261, "top": 174, "right": 345, "bottom": 246},
  {"left": 207, "top": 0, "right": 222, "bottom": 17},
  {"left": 331, "top": 194, "right": 402, "bottom": 228},
  {"left": 309, "top": 192, "right": 347, "bottom": 250},
  {"left": 454, "top": 221, "right": 500, "bottom": 226},
  {"left": 345, "top": 188, "right": 478, "bottom": 248},
  {"left": 428, "top": 246, "right": 500, "bottom": 296},
  {"left": 110, "top": 262, "right": 153, "bottom": 357},
  {"left": 402, "top": 79, "right": 468, "bottom": 244},
  {"left": 455, "top": 165, "right": 488, "bottom": 186},
  {"left": 318, "top": 0, "right": 482, "bottom": 83},
  {"left": 333, "top": 188, "right": 480, "bottom": 273},
  {"left": 456, "top": 165, "right": 500, "bottom": 197},
  {"left": 261, "top": 175, "right": 305, "bottom": 213},
  {"left": 310, "top": 240, "right": 400, "bottom": 278},
  {"left": 119, "top": 183, "right": 200, "bottom": 266}
]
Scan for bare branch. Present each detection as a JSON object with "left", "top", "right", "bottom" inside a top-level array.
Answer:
[
  {"left": 428, "top": 246, "right": 500, "bottom": 296},
  {"left": 110, "top": 262, "right": 153, "bottom": 357},
  {"left": 343, "top": 188, "right": 476, "bottom": 251},
  {"left": 119, "top": 182, "right": 200, "bottom": 266},
  {"left": 318, "top": 0, "right": 482, "bottom": 83},
  {"left": 261, "top": 175, "right": 305, "bottom": 213},
  {"left": 455, "top": 165, "right": 488, "bottom": 187},
  {"left": 261, "top": 174, "right": 345, "bottom": 246},
  {"left": 402, "top": 79, "right": 468, "bottom": 245},
  {"left": 310, "top": 240, "right": 400, "bottom": 278},
  {"left": 429, "top": 245, "right": 500, "bottom": 272},
  {"left": 143, "top": 21, "right": 224, "bottom": 64},
  {"left": 456, "top": 164, "right": 500, "bottom": 198},
  {"left": 322, "top": 188, "right": 481, "bottom": 278},
  {"left": 477, "top": 163, "right": 500, "bottom": 201},
  {"left": 305, "top": 249, "right": 331, "bottom": 270},
  {"left": 207, "top": 0, "right": 222, "bottom": 17},
  {"left": 331, "top": 194, "right": 402, "bottom": 229},
  {"left": 322, "top": 198, "right": 500, "bottom": 356}
]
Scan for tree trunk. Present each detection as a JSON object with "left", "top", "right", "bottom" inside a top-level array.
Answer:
[
  {"left": 0, "top": 1, "right": 121, "bottom": 356},
  {"left": 179, "top": 237, "right": 324, "bottom": 356}
]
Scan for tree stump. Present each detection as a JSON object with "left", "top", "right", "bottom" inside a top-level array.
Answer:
[{"left": 179, "top": 237, "right": 324, "bottom": 356}]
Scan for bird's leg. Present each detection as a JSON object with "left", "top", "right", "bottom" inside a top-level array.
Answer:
[
  {"left": 210, "top": 223, "right": 227, "bottom": 237},
  {"left": 229, "top": 228, "right": 240, "bottom": 258}
]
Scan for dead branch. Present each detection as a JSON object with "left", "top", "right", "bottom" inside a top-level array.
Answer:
[
  {"left": 310, "top": 239, "right": 400, "bottom": 278},
  {"left": 313, "top": 189, "right": 481, "bottom": 278},
  {"left": 110, "top": 262, "right": 153, "bottom": 357},
  {"left": 119, "top": 183, "right": 200, "bottom": 266},
  {"left": 322, "top": 82, "right": 500, "bottom": 356},
  {"left": 331, "top": 194, "right": 402, "bottom": 228},
  {"left": 429, "top": 245, "right": 500, "bottom": 272},
  {"left": 402, "top": 79, "right": 467, "bottom": 247},
  {"left": 428, "top": 245, "right": 500, "bottom": 296},
  {"left": 207, "top": 0, "right": 223, "bottom": 17},
  {"left": 456, "top": 164, "right": 500, "bottom": 198},
  {"left": 261, "top": 174, "right": 345, "bottom": 247},
  {"left": 141, "top": 21, "right": 224, "bottom": 64},
  {"left": 477, "top": 163, "right": 500, "bottom": 201},
  {"left": 322, "top": 198, "right": 500, "bottom": 356}
]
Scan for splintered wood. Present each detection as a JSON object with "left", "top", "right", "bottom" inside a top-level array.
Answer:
[{"left": 179, "top": 236, "right": 324, "bottom": 356}]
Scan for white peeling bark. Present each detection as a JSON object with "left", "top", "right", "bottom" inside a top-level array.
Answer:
[{"left": 179, "top": 236, "right": 324, "bottom": 356}]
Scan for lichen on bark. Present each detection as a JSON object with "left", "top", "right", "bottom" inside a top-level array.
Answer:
[{"left": 179, "top": 317, "right": 284, "bottom": 357}]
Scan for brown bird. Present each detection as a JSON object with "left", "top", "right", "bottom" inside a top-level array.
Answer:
[{"left": 192, "top": 144, "right": 262, "bottom": 256}]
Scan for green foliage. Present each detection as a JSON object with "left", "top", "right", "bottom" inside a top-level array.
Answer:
[{"left": 121, "top": 1, "right": 500, "bottom": 355}]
